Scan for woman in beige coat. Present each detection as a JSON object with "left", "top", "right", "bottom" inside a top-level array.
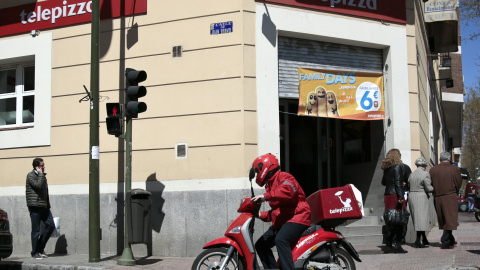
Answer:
[{"left": 408, "top": 157, "right": 434, "bottom": 248}]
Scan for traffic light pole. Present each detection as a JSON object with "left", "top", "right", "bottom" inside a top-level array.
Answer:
[
  {"left": 117, "top": 116, "right": 135, "bottom": 266},
  {"left": 88, "top": 0, "right": 100, "bottom": 263}
]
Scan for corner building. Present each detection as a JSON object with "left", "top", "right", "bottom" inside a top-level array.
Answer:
[{"left": 0, "top": 0, "right": 463, "bottom": 257}]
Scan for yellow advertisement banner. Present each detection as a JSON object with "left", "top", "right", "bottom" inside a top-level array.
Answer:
[{"left": 298, "top": 68, "right": 385, "bottom": 120}]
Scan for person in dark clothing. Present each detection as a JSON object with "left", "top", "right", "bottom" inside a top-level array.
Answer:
[
  {"left": 381, "top": 149, "right": 407, "bottom": 254},
  {"left": 250, "top": 154, "right": 311, "bottom": 270},
  {"left": 429, "top": 152, "right": 462, "bottom": 249},
  {"left": 26, "top": 158, "right": 55, "bottom": 259},
  {"left": 399, "top": 161, "right": 411, "bottom": 244}
]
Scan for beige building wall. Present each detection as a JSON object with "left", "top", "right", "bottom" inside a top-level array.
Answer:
[
  {"left": 0, "top": 0, "right": 259, "bottom": 187},
  {"left": 406, "top": 0, "right": 437, "bottom": 168}
]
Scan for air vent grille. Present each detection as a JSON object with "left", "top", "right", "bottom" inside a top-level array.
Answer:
[{"left": 176, "top": 143, "right": 187, "bottom": 159}]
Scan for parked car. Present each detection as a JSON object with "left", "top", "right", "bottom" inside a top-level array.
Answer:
[{"left": 0, "top": 208, "right": 12, "bottom": 261}]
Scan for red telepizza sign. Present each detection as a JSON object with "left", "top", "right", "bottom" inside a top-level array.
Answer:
[
  {"left": 258, "top": 0, "right": 406, "bottom": 24},
  {"left": 0, "top": 0, "right": 147, "bottom": 38}
]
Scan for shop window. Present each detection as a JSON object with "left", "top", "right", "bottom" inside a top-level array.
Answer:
[{"left": 0, "top": 64, "right": 35, "bottom": 127}]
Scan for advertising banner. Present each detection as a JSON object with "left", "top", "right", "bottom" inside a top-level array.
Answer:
[
  {"left": 258, "top": 0, "right": 406, "bottom": 24},
  {"left": 0, "top": 0, "right": 147, "bottom": 38},
  {"left": 298, "top": 68, "right": 384, "bottom": 120},
  {"left": 424, "top": 0, "right": 458, "bottom": 23}
]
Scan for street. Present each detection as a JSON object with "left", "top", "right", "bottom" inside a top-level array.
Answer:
[{"left": 2, "top": 212, "right": 479, "bottom": 270}]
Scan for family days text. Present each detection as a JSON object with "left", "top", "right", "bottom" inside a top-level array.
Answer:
[{"left": 299, "top": 72, "right": 356, "bottom": 85}]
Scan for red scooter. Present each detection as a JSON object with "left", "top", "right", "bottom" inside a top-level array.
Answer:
[{"left": 191, "top": 182, "right": 363, "bottom": 270}]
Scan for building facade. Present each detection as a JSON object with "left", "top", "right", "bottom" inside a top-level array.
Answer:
[{"left": 0, "top": 0, "right": 463, "bottom": 257}]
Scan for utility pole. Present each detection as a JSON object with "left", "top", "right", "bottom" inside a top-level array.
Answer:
[
  {"left": 117, "top": 115, "right": 135, "bottom": 265},
  {"left": 118, "top": 69, "right": 147, "bottom": 266},
  {"left": 89, "top": 0, "right": 101, "bottom": 262}
]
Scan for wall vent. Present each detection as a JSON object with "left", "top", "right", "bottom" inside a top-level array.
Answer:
[
  {"left": 175, "top": 143, "right": 187, "bottom": 159},
  {"left": 172, "top": 45, "right": 182, "bottom": 57}
]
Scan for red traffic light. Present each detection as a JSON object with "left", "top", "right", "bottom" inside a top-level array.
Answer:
[
  {"left": 106, "top": 103, "right": 123, "bottom": 136},
  {"left": 106, "top": 103, "right": 121, "bottom": 117}
]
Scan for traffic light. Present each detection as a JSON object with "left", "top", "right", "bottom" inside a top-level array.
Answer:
[
  {"left": 106, "top": 103, "right": 123, "bottom": 136},
  {"left": 125, "top": 68, "right": 147, "bottom": 118}
]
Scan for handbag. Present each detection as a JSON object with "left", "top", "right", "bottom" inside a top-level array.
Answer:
[{"left": 384, "top": 208, "right": 410, "bottom": 226}]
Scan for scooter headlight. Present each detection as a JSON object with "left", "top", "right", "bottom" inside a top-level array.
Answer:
[{"left": 229, "top": 226, "right": 242, "bottom": 234}]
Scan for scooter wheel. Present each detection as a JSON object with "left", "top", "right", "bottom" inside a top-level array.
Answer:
[
  {"left": 334, "top": 248, "right": 356, "bottom": 270},
  {"left": 191, "top": 247, "right": 243, "bottom": 270},
  {"left": 475, "top": 212, "right": 480, "bottom": 222}
]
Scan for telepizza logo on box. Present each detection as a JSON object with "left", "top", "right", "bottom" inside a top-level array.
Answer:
[{"left": 329, "top": 191, "right": 353, "bottom": 214}]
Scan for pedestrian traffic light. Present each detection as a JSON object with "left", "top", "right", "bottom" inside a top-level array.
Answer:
[
  {"left": 106, "top": 103, "right": 123, "bottom": 136},
  {"left": 125, "top": 68, "right": 147, "bottom": 118}
]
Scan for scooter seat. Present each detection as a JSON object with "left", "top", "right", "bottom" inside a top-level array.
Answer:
[{"left": 301, "top": 224, "right": 322, "bottom": 237}]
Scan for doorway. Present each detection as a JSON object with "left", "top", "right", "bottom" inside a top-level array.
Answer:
[
  {"left": 279, "top": 98, "right": 383, "bottom": 198},
  {"left": 279, "top": 99, "right": 335, "bottom": 196}
]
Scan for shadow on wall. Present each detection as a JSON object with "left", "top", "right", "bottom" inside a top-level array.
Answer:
[
  {"left": 145, "top": 173, "right": 165, "bottom": 233},
  {"left": 145, "top": 173, "right": 165, "bottom": 255},
  {"left": 262, "top": 5, "right": 277, "bottom": 47}
]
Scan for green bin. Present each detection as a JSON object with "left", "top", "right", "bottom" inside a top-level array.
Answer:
[{"left": 127, "top": 189, "right": 151, "bottom": 244}]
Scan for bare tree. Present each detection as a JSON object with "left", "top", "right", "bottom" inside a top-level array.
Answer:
[
  {"left": 460, "top": 0, "right": 480, "bottom": 40},
  {"left": 462, "top": 79, "right": 480, "bottom": 180}
]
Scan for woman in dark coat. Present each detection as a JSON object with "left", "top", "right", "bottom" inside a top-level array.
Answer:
[
  {"left": 381, "top": 148, "right": 407, "bottom": 253},
  {"left": 408, "top": 157, "right": 434, "bottom": 248}
]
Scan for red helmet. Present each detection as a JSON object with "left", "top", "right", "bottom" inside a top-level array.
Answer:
[{"left": 249, "top": 154, "right": 280, "bottom": 187}]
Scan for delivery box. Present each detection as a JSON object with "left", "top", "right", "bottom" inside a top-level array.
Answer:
[{"left": 306, "top": 184, "right": 364, "bottom": 226}]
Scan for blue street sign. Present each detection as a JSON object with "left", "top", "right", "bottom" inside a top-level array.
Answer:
[{"left": 210, "top": 21, "right": 233, "bottom": 35}]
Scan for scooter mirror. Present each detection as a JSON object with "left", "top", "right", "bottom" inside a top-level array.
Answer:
[{"left": 248, "top": 168, "right": 255, "bottom": 182}]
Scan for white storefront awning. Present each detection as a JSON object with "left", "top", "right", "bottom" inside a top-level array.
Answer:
[{"left": 424, "top": 0, "right": 458, "bottom": 23}]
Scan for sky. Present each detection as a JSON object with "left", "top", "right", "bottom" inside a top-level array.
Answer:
[{"left": 460, "top": 20, "right": 480, "bottom": 91}]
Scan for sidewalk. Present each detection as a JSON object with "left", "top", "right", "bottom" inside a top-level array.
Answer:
[{"left": 2, "top": 212, "right": 479, "bottom": 270}]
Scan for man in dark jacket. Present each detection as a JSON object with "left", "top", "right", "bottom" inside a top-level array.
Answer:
[
  {"left": 26, "top": 158, "right": 55, "bottom": 259},
  {"left": 429, "top": 152, "right": 462, "bottom": 249}
]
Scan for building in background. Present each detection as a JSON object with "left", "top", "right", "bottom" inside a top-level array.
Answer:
[{"left": 0, "top": 0, "right": 463, "bottom": 257}]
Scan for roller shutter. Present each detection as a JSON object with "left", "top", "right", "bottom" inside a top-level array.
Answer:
[{"left": 278, "top": 36, "right": 384, "bottom": 99}]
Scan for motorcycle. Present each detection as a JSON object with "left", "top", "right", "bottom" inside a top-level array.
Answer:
[
  {"left": 473, "top": 197, "right": 480, "bottom": 222},
  {"left": 191, "top": 181, "right": 363, "bottom": 270}
]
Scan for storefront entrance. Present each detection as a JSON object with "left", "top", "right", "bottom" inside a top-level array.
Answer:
[{"left": 279, "top": 98, "right": 384, "bottom": 197}]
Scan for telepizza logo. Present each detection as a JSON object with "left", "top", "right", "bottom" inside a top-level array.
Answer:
[
  {"left": 296, "top": 233, "right": 318, "bottom": 249},
  {"left": 329, "top": 191, "right": 353, "bottom": 214},
  {"left": 20, "top": 1, "right": 93, "bottom": 25}
]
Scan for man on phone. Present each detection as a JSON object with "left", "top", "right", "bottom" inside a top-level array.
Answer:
[{"left": 26, "top": 158, "right": 55, "bottom": 259}]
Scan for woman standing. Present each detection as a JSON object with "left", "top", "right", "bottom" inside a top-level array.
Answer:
[
  {"left": 382, "top": 148, "right": 407, "bottom": 253},
  {"left": 408, "top": 157, "right": 434, "bottom": 248}
]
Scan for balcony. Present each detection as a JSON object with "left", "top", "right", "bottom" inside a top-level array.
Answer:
[
  {"left": 438, "top": 53, "right": 453, "bottom": 81},
  {"left": 441, "top": 92, "right": 464, "bottom": 148}
]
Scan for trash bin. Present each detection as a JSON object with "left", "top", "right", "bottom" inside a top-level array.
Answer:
[{"left": 127, "top": 188, "right": 152, "bottom": 244}]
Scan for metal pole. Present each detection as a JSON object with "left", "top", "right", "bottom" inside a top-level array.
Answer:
[
  {"left": 88, "top": 0, "right": 100, "bottom": 262},
  {"left": 118, "top": 116, "right": 135, "bottom": 265}
]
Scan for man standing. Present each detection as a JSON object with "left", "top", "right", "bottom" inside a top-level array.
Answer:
[
  {"left": 429, "top": 152, "right": 462, "bottom": 249},
  {"left": 26, "top": 158, "right": 54, "bottom": 259}
]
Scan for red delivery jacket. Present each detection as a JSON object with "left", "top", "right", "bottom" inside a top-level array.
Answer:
[{"left": 259, "top": 171, "right": 311, "bottom": 230}]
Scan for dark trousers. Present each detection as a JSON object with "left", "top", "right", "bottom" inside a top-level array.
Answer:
[
  {"left": 385, "top": 224, "right": 404, "bottom": 246},
  {"left": 441, "top": 230, "right": 455, "bottom": 248},
  {"left": 255, "top": 223, "right": 308, "bottom": 270},
  {"left": 28, "top": 206, "right": 55, "bottom": 256}
]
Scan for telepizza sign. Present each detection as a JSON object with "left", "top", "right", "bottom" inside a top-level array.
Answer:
[
  {"left": 258, "top": 0, "right": 406, "bottom": 24},
  {"left": 0, "top": 0, "right": 147, "bottom": 38}
]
